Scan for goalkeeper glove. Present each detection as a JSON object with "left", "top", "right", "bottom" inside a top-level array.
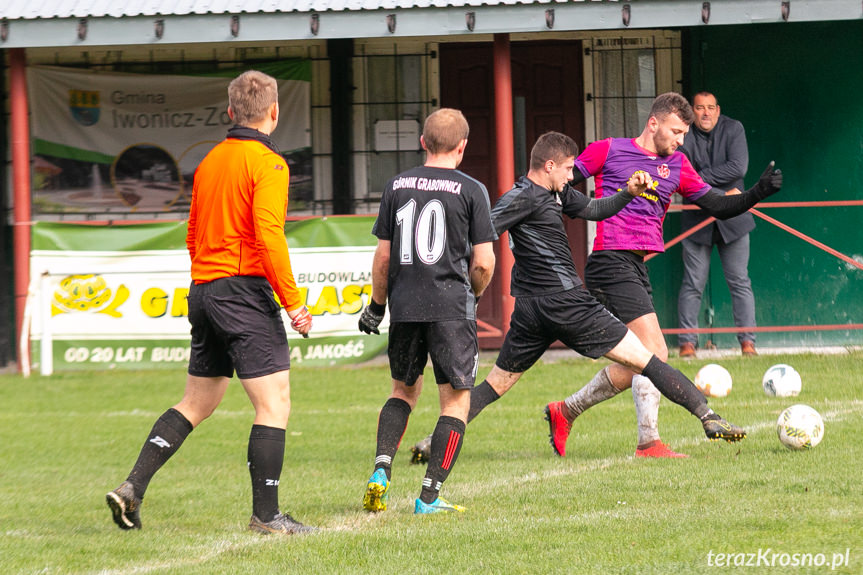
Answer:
[
  {"left": 755, "top": 161, "right": 783, "bottom": 198},
  {"left": 358, "top": 300, "right": 386, "bottom": 335}
]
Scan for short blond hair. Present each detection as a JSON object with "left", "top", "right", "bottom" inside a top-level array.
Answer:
[
  {"left": 422, "top": 108, "right": 469, "bottom": 154},
  {"left": 227, "top": 70, "right": 278, "bottom": 126}
]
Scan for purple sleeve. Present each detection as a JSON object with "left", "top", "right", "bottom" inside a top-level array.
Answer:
[
  {"left": 678, "top": 154, "right": 711, "bottom": 201},
  {"left": 575, "top": 138, "right": 612, "bottom": 179}
]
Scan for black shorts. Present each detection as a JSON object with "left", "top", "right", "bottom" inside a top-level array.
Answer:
[
  {"left": 187, "top": 276, "right": 291, "bottom": 379},
  {"left": 584, "top": 250, "right": 655, "bottom": 324},
  {"left": 495, "top": 287, "right": 628, "bottom": 374},
  {"left": 388, "top": 320, "right": 479, "bottom": 389}
]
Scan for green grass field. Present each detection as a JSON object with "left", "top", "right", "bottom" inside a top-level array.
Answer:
[{"left": 1, "top": 352, "right": 861, "bottom": 574}]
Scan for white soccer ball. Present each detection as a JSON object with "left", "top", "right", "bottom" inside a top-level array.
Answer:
[
  {"left": 776, "top": 404, "right": 824, "bottom": 450},
  {"left": 762, "top": 364, "right": 802, "bottom": 397},
  {"left": 694, "top": 363, "right": 732, "bottom": 398}
]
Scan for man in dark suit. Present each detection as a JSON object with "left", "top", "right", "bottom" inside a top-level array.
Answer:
[{"left": 678, "top": 91, "right": 758, "bottom": 357}]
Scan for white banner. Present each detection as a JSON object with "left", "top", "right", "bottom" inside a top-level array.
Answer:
[
  {"left": 28, "top": 219, "right": 387, "bottom": 372},
  {"left": 29, "top": 247, "right": 381, "bottom": 341},
  {"left": 27, "top": 65, "right": 311, "bottom": 215}
]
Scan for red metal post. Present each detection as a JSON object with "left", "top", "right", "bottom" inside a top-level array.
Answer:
[
  {"left": 10, "top": 49, "right": 32, "bottom": 371},
  {"left": 493, "top": 34, "right": 515, "bottom": 334}
]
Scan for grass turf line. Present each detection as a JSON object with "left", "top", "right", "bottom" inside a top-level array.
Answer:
[{"left": 0, "top": 353, "right": 861, "bottom": 574}]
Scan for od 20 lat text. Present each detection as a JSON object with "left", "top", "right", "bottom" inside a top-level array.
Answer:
[{"left": 63, "top": 346, "right": 190, "bottom": 364}]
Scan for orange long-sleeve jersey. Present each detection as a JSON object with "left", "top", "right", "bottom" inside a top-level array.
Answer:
[{"left": 187, "top": 137, "right": 303, "bottom": 312}]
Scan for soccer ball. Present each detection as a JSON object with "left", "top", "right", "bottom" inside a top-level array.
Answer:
[
  {"left": 694, "top": 363, "right": 732, "bottom": 398},
  {"left": 776, "top": 404, "right": 824, "bottom": 450},
  {"left": 762, "top": 364, "right": 802, "bottom": 397}
]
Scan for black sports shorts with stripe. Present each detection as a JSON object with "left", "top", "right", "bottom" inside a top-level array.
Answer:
[
  {"left": 495, "top": 286, "right": 629, "bottom": 374},
  {"left": 187, "top": 276, "right": 292, "bottom": 379},
  {"left": 388, "top": 320, "right": 479, "bottom": 389}
]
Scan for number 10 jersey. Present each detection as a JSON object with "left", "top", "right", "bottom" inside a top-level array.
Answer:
[{"left": 372, "top": 165, "right": 497, "bottom": 322}]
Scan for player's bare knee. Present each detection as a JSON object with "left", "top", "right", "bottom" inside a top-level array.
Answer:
[
  {"left": 606, "top": 331, "right": 653, "bottom": 373},
  {"left": 391, "top": 380, "right": 421, "bottom": 409},
  {"left": 606, "top": 363, "right": 635, "bottom": 390},
  {"left": 252, "top": 400, "right": 290, "bottom": 428}
]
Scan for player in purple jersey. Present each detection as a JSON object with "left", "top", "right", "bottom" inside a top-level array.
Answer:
[
  {"left": 407, "top": 131, "right": 749, "bottom": 466},
  {"left": 357, "top": 108, "right": 497, "bottom": 514},
  {"left": 545, "top": 92, "right": 782, "bottom": 459}
]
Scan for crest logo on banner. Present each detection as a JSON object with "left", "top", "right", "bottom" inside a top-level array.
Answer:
[
  {"left": 52, "top": 274, "right": 129, "bottom": 318},
  {"left": 68, "top": 89, "right": 101, "bottom": 126}
]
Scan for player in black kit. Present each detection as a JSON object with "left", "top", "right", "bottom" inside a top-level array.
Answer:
[
  {"left": 408, "top": 131, "right": 746, "bottom": 464},
  {"left": 357, "top": 108, "right": 497, "bottom": 514}
]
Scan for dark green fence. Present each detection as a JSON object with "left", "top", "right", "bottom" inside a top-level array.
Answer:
[{"left": 648, "top": 20, "right": 863, "bottom": 349}]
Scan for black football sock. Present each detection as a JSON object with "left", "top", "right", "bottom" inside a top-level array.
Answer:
[
  {"left": 467, "top": 380, "right": 500, "bottom": 423},
  {"left": 420, "top": 416, "right": 466, "bottom": 504},
  {"left": 374, "top": 398, "right": 412, "bottom": 480},
  {"left": 126, "top": 408, "right": 193, "bottom": 499},
  {"left": 248, "top": 425, "right": 286, "bottom": 523},
  {"left": 641, "top": 355, "right": 711, "bottom": 419}
]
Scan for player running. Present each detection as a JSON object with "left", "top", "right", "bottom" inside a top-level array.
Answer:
[
  {"left": 546, "top": 92, "right": 781, "bottom": 459},
  {"left": 357, "top": 108, "right": 496, "bottom": 514},
  {"left": 408, "top": 129, "right": 756, "bottom": 464}
]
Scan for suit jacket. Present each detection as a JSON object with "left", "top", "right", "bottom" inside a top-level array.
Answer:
[{"left": 680, "top": 114, "right": 755, "bottom": 245}]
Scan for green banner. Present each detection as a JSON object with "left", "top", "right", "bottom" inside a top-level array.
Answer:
[
  {"left": 283, "top": 217, "right": 379, "bottom": 249},
  {"left": 32, "top": 221, "right": 188, "bottom": 251},
  {"left": 31, "top": 218, "right": 377, "bottom": 251}
]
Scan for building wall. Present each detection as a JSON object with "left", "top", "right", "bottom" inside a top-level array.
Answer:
[
  {"left": 5, "top": 21, "right": 861, "bottom": 362},
  {"left": 646, "top": 20, "right": 863, "bottom": 348}
]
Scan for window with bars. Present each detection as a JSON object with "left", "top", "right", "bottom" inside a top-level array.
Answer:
[
  {"left": 585, "top": 33, "right": 682, "bottom": 141},
  {"left": 582, "top": 31, "right": 682, "bottom": 247},
  {"left": 350, "top": 42, "right": 439, "bottom": 215}
]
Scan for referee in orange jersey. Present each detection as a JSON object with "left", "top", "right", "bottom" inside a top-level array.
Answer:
[{"left": 107, "top": 70, "right": 315, "bottom": 535}]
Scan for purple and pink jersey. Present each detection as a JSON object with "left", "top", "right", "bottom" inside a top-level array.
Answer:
[{"left": 575, "top": 137, "right": 710, "bottom": 253}]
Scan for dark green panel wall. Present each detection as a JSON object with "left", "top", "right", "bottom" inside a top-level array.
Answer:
[{"left": 648, "top": 20, "right": 863, "bottom": 349}]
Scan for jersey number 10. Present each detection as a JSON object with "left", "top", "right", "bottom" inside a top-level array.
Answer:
[{"left": 396, "top": 199, "right": 447, "bottom": 266}]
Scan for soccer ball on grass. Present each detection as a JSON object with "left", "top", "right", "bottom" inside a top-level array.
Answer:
[
  {"left": 762, "top": 364, "right": 802, "bottom": 397},
  {"left": 776, "top": 404, "right": 824, "bottom": 450},
  {"left": 694, "top": 363, "right": 732, "bottom": 398}
]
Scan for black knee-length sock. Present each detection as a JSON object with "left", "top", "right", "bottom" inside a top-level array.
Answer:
[
  {"left": 641, "top": 355, "right": 711, "bottom": 418},
  {"left": 248, "top": 425, "right": 286, "bottom": 523},
  {"left": 420, "top": 416, "right": 466, "bottom": 504},
  {"left": 467, "top": 380, "right": 500, "bottom": 423},
  {"left": 374, "top": 397, "right": 412, "bottom": 480},
  {"left": 126, "top": 408, "right": 193, "bottom": 499}
]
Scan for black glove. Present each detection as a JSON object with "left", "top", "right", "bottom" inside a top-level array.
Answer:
[
  {"left": 358, "top": 299, "right": 386, "bottom": 335},
  {"left": 755, "top": 161, "right": 783, "bottom": 198}
]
